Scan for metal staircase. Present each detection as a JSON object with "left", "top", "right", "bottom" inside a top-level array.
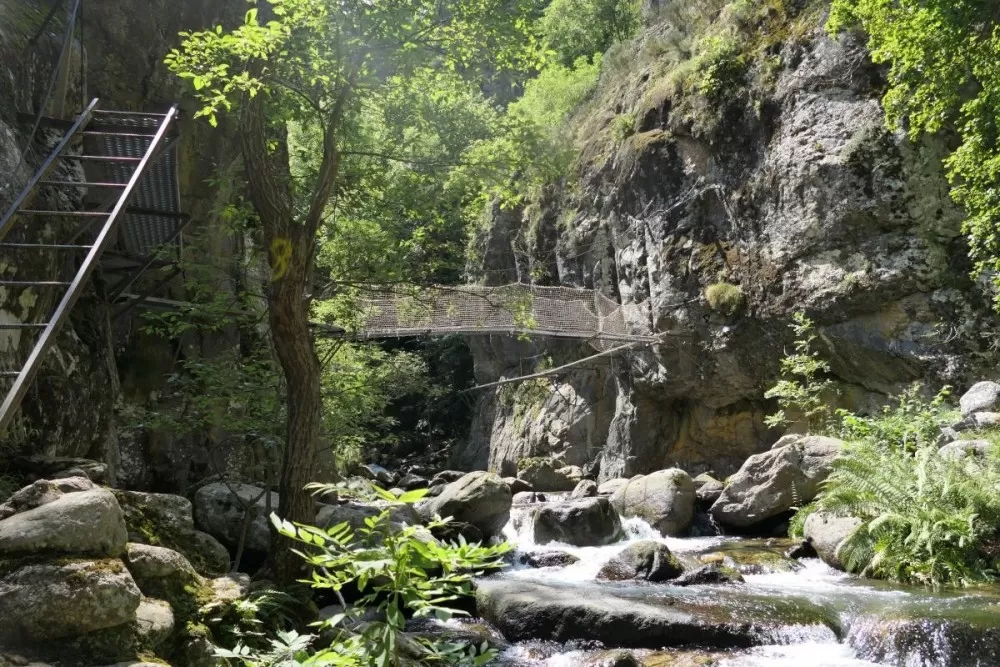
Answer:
[{"left": 0, "top": 98, "right": 180, "bottom": 433}]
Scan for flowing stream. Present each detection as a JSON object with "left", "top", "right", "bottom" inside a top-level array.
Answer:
[{"left": 488, "top": 504, "right": 1000, "bottom": 666}]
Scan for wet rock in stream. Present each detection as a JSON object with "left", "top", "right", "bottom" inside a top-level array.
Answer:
[{"left": 474, "top": 579, "right": 836, "bottom": 649}]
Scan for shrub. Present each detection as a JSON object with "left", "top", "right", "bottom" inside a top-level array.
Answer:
[
  {"left": 610, "top": 113, "right": 636, "bottom": 141},
  {"left": 219, "top": 485, "right": 511, "bottom": 666},
  {"left": 836, "top": 384, "right": 952, "bottom": 454},
  {"left": 764, "top": 312, "right": 836, "bottom": 432},
  {"left": 704, "top": 281, "right": 744, "bottom": 315}
]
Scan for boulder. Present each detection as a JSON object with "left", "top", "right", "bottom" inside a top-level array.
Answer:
[
  {"left": 502, "top": 477, "right": 534, "bottom": 495},
  {"left": 803, "top": 512, "right": 862, "bottom": 571},
  {"left": 14, "top": 456, "right": 109, "bottom": 484},
  {"left": 710, "top": 436, "right": 843, "bottom": 529},
  {"left": 0, "top": 559, "right": 141, "bottom": 641},
  {"left": 693, "top": 473, "right": 724, "bottom": 506},
  {"left": 531, "top": 497, "right": 623, "bottom": 547},
  {"left": 0, "top": 476, "right": 95, "bottom": 520},
  {"left": 960, "top": 381, "right": 1000, "bottom": 418},
  {"left": 512, "top": 491, "right": 547, "bottom": 504},
  {"left": 316, "top": 501, "right": 421, "bottom": 532},
  {"left": 193, "top": 482, "right": 278, "bottom": 552},
  {"left": 431, "top": 470, "right": 466, "bottom": 485},
  {"left": 697, "top": 540, "right": 802, "bottom": 575},
  {"left": 0, "top": 488, "right": 127, "bottom": 557},
  {"left": 611, "top": 469, "right": 696, "bottom": 536},
  {"left": 475, "top": 579, "right": 832, "bottom": 648},
  {"left": 939, "top": 439, "right": 992, "bottom": 460},
  {"left": 134, "top": 598, "right": 175, "bottom": 649},
  {"left": 519, "top": 550, "right": 581, "bottom": 568},
  {"left": 358, "top": 463, "right": 395, "bottom": 486},
  {"left": 672, "top": 564, "right": 744, "bottom": 586},
  {"left": 516, "top": 458, "right": 582, "bottom": 492},
  {"left": 597, "top": 541, "right": 683, "bottom": 582},
  {"left": 597, "top": 478, "right": 629, "bottom": 496},
  {"left": 115, "top": 490, "right": 230, "bottom": 576},
  {"left": 570, "top": 479, "right": 599, "bottom": 499},
  {"left": 125, "top": 543, "right": 200, "bottom": 589},
  {"left": 398, "top": 474, "right": 429, "bottom": 491},
  {"left": 417, "top": 471, "right": 511, "bottom": 539},
  {"left": 969, "top": 412, "right": 1000, "bottom": 430}
]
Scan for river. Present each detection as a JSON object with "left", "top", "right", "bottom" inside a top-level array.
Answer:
[{"left": 485, "top": 505, "right": 1000, "bottom": 666}]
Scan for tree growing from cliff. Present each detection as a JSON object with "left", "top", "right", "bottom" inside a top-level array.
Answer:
[
  {"left": 765, "top": 312, "right": 836, "bottom": 432},
  {"left": 165, "top": 0, "right": 534, "bottom": 581},
  {"left": 827, "top": 1, "right": 1000, "bottom": 307}
]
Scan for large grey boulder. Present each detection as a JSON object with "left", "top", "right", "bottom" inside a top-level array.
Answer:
[
  {"left": 125, "top": 542, "right": 201, "bottom": 592},
  {"left": 0, "top": 476, "right": 95, "bottom": 519},
  {"left": 960, "top": 381, "right": 1000, "bottom": 418},
  {"left": 611, "top": 469, "right": 696, "bottom": 536},
  {"left": 530, "top": 497, "right": 623, "bottom": 547},
  {"left": 316, "top": 500, "right": 420, "bottom": 532},
  {"left": 0, "top": 559, "right": 141, "bottom": 641},
  {"left": 694, "top": 473, "right": 724, "bottom": 506},
  {"left": 475, "top": 579, "right": 833, "bottom": 648},
  {"left": 193, "top": 482, "right": 278, "bottom": 552},
  {"left": 597, "top": 541, "right": 683, "bottom": 582},
  {"left": 0, "top": 487, "right": 127, "bottom": 557},
  {"left": 939, "top": 439, "right": 992, "bottom": 461},
  {"left": 597, "top": 478, "right": 629, "bottom": 496},
  {"left": 417, "top": 471, "right": 511, "bottom": 539},
  {"left": 570, "top": 479, "right": 599, "bottom": 499},
  {"left": 116, "top": 489, "right": 230, "bottom": 576},
  {"left": 516, "top": 458, "right": 583, "bottom": 492},
  {"left": 803, "top": 512, "right": 862, "bottom": 571},
  {"left": 134, "top": 598, "right": 175, "bottom": 649},
  {"left": 711, "top": 436, "right": 843, "bottom": 528}
]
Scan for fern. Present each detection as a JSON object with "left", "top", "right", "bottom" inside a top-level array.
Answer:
[
  {"left": 818, "top": 438, "right": 1000, "bottom": 586},
  {"left": 796, "top": 384, "right": 1000, "bottom": 587}
]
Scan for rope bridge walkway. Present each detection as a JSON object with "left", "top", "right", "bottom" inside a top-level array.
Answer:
[{"left": 348, "top": 284, "right": 662, "bottom": 350}]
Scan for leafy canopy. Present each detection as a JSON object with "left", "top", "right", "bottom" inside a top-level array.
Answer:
[{"left": 827, "top": 0, "right": 1000, "bottom": 307}]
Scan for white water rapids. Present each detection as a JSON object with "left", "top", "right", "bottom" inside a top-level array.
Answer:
[{"left": 491, "top": 504, "right": 1000, "bottom": 667}]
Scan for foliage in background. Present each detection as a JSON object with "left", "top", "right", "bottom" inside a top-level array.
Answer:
[
  {"left": 827, "top": 1, "right": 1000, "bottom": 307},
  {"left": 538, "top": 0, "right": 640, "bottom": 67},
  {"left": 219, "top": 484, "right": 510, "bottom": 666},
  {"left": 836, "top": 385, "right": 953, "bottom": 454},
  {"left": 764, "top": 312, "right": 837, "bottom": 432}
]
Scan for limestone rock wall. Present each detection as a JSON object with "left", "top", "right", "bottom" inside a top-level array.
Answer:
[{"left": 462, "top": 8, "right": 998, "bottom": 480}]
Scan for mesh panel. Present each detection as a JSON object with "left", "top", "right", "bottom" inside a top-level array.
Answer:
[{"left": 352, "top": 284, "right": 655, "bottom": 350}]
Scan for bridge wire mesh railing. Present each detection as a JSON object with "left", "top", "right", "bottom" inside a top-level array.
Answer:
[{"left": 347, "top": 284, "right": 658, "bottom": 351}]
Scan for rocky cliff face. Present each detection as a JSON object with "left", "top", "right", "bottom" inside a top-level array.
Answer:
[{"left": 462, "top": 4, "right": 997, "bottom": 481}]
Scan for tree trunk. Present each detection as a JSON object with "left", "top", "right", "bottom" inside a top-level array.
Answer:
[{"left": 240, "top": 89, "right": 323, "bottom": 583}]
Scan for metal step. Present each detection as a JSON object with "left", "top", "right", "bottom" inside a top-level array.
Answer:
[
  {"left": 39, "top": 181, "right": 128, "bottom": 188},
  {"left": 92, "top": 109, "right": 168, "bottom": 117},
  {"left": 59, "top": 155, "right": 142, "bottom": 163},
  {"left": 0, "top": 243, "right": 93, "bottom": 250},
  {"left": 0, "top": 281, "right": 71, "bottom": 287},
  {"left": 82, "top": 131, "right": 158, "bottom": 139},
  {"left": 19, "top": 210, "right": 110, "bottom": 217}
]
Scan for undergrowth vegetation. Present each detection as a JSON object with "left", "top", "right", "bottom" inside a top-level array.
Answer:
[
  {"left": 220, "top": 484, "right": 510, "bottom": 666},
  {"left": 773, "top": 314, "right": 1000, "bottom": 587}
]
